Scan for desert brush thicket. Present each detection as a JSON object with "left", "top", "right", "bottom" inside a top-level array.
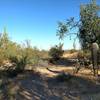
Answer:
[{"left": 0, "top": 30, "right": 42, "bottom": 71}]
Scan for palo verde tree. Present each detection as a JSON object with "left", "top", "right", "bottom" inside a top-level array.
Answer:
[
  {"left": 57, "top": 0, "right": 100, "bottom": 49},
  {"left": 57, "top": 0, "right": 100, "bottom": 76},
  {"left": 79, "top": 0, "right": 100, "bottom": 50}
]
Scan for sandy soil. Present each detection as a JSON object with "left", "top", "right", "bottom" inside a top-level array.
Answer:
[
  {"left": 0, "top": 52, "right": 100, "bottom": 100},
  {"left": 0, "top": 65, "right": 100, "bottom": 100},
  {"left": 63, "top": 52, "right": 78, "bottom": 58}
]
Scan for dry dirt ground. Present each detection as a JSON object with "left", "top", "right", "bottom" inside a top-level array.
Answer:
[
  {"left": 0, "top": 53, "right": 100, "bottom": 100},
  {"left": 0, "top": 67, "right": 100, "bottom": 100},
  {"left": 63, "top": 52, "right": 78, "bottom": 59}
]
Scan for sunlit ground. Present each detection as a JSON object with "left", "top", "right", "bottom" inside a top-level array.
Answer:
[{"left": 0, "top": 52, "right": 100, "bottom": 100}]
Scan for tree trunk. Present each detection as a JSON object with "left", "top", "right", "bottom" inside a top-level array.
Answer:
[{"left": 91, "top": 42, "right": 99, "bottom": 76}]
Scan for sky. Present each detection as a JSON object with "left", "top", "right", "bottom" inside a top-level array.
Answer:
[{"left": 0, "top": 0, "right": 100, "bottom": 50}]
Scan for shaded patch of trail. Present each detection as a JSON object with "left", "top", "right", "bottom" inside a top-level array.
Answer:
[{"left": 0, "top": 70, "right": 100, "bottom": 100}]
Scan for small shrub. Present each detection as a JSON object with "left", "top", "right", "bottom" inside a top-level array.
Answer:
[
  {"left": 9, "top": 46, "right": 42, "bottom": 72},
  {"left": 49, "top": 43, "right": 64, "bottom": 61},
  {"left": 10, "top": 56, "right": 26, "bottom": 72}
]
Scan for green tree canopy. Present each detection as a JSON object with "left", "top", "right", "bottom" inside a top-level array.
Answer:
[
  {"left": 57, "top": 0, "right": 100, "bottom": 50},
  {"left": 79, "top": 0, "right": 100, "bottom": 49}
]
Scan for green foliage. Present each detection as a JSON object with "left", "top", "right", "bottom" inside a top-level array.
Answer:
[
  {"left": 0, "top": 28, "right": 12, "bottom": 64},
  {"left": 9, "top": 42, "right": 41, "bottom": 71},
  {"left": 56, "top": 0, "right": 100, "bottom": 50},
  {"left": 79, "top": 0, "right": 100, "bottom": 49},
  {"left": 57, "top": 22, "right": 68, "bottom": 40},
  {"left": 56, "top": 0, "right": 100, "bottom": 76},
  {"left": 0, "top": 29, "right": 41, "bottom": 72},
  {"left": 56, "top": 17, "right": 78, "bottom": 40},
  {"left": 49, "top": 43, "right": 64, "bottom": 60}
]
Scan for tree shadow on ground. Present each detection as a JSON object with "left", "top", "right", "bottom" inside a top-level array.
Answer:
[
  {"left": 46, "top": 74, "right": 100, "bottom": 99},
  {"left": 0, "top": 70, "right": 100, "bottom": 100},
  {"left": 0, "top": 70, "right": 19, "bottom": 78},
  {"left": 49, "top": 58, "right": 76, "bottom": 67}
]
